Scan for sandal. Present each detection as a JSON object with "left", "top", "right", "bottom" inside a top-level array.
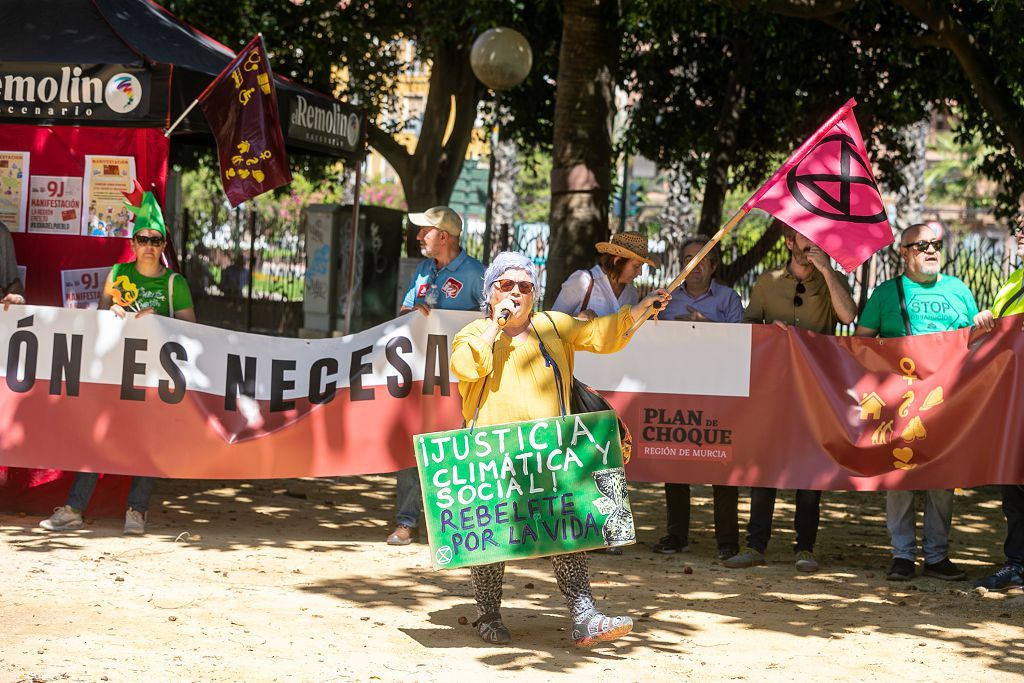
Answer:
[
  {"left": 472, "top": 612, "right": 512, "bottom": 645},
  {"left": 572, "top": 611, "right": 633, "bottom": 648}
]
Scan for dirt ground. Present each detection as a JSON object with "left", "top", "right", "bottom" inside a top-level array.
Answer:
[{"left": 2, "top": 478, "right": 1023, "bottom": 682}]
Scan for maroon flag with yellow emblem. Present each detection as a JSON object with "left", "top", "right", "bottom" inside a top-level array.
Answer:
[{"left": 198, "top": 34, "right": 292, "bottom": 207}]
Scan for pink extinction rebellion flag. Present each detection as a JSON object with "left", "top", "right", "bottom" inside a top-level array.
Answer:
[{"left": 741, "top": 98, "right": 894, "bottom": 272}]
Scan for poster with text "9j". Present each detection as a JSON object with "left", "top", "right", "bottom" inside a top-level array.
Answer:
[{"left": 414, "top": 410, "right": 635, "bottom": 571}]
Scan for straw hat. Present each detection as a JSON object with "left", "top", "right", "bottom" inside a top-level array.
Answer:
[{"left": 595, "top": 232, "right": 658, "bottom": 269}]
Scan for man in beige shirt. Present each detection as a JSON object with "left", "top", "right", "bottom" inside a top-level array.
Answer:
[{"left": 724, "top": 222, "right": 856, "bottom": 572}]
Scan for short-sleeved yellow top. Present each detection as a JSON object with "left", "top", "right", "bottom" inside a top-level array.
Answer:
[{"left": 450, "top": 307, "right": 634, "bottom": 427}]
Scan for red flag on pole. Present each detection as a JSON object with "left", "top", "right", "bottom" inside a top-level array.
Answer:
[
  {"left": 198, "top": 35, "right": 292, "bottom": 207},
  {"left": 741, "top": 99, "right": 893, "bottom": 271}
]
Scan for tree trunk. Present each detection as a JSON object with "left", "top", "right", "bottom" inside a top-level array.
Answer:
[
  {"left": 366, "top": 40, "right": 483, "bottom": 257},
  {"left": 697, "top": 43, "right": 749, "bottom": 236},
  {"left": 893, "top": 113, "right": 929, "bottom": 230},
  {"left": 544, "top": 0, "right": 619, "bottom": 308},
  {"left": 719, "top": 219, "right": 783, "bottom": 286},
  {"left": 491, "top": 136, "right": 519, "bottom": 261}
]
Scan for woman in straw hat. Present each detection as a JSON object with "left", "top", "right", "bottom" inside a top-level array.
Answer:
[{"left": 551, "top": 231, "right": 658, "bottom": 320}]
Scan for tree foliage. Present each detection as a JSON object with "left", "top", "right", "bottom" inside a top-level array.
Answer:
[
  {"left": 719, "top": 0, "right": 1024, "bottom": 218},
  {"left": 165, "top": 0, "right": 561, "bottom": 212},
  {"left": 621, "top": 0, "right": 943, "bottom": 233}
]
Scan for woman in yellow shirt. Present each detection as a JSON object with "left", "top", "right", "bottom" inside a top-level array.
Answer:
[{"left": 451, "top": 251, "right": 669, "bottom": 647}]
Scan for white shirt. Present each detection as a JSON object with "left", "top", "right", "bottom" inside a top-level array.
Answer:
[{"left": 551, "top": 265, "right": 639, "bottom": 316}]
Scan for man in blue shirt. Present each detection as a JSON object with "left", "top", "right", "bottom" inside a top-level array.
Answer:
[
  {"left": 388, "top": 206, "right": 485, "bottom": 546},
  {"left": 659, "top": 237, "right": 744, "bottom": 324},
  {"left": 654, "top": 236, "right": 744, "bottom": 560}
]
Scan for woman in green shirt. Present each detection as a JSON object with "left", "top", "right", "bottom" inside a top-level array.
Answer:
[{"left": 41, "top": 184, "right": 194, "bottom": 535}]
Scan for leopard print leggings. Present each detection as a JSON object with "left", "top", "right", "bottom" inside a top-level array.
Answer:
[{"left": 470, "top": 551, "right": 596, "bottom": 621}]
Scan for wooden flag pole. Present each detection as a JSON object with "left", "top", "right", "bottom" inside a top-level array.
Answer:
[
  {"left": 622, "top": 208, "right": 749, "bottom": 337},
  {"left": 164, "top": 99, "right": 200, "bottom": 138}
]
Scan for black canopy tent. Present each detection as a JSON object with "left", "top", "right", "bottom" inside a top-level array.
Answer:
[
  {"left": 1, "top": 0, "right": 365, "bottom": 159},
  {"left": 0, "top": 0, "right": 372, "bottom": 514}
]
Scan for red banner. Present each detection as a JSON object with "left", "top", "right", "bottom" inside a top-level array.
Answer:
[
  {"left": 1, "top": 309, "right": 1022, "bottom": 491},
  {"left": 199, "top": 35, "right": 291, "bottom": 206},
  {"left": 741, "top": 99, "right": 894, "bottom": 272}
]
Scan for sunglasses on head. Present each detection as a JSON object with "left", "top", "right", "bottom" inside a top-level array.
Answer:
[
  {"left": 494, "top": 279, "right": 535, "bottom": 294},
  {"left": 902, "top": 239, "right": 943, "bottom": 254},
  {"left": 133, "top": 234, "right": 166, "bottom": 246},
  {"left": 793, "top": 281, "right": 806, "bottom": 307}
]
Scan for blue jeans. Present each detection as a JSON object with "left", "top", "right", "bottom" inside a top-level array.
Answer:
[
  {"left": 66, "top": 473, "right": 155, "bottom": 513},
  {"left": 1002, "top": 485, "right": 1024, "bottom": 567},
  {"left": 886, "top": 489, "right": 953, "bottom": 565},
  {"left": 395, "top": 467, "right": 422, "bottom": 528}
]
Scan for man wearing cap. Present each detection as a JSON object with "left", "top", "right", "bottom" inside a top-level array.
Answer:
[
  {"left": 724, "top": 221, "right": 857, "bottom": 573},
  {"left": 856, "top": 221, "right": 982, "bottom": 582},
  {"left": 388, "top": 206, "right": 485, "bottom": 546}
]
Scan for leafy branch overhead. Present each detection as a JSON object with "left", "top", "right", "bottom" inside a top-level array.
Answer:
[
  {"left": 711, "top": 0, "right": 1024, "bottom": 217},
  {"left": 166, "top": 0, "right": 561, "bottom": 211}
]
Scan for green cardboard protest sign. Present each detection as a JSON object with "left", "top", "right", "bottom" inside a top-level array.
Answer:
[{"left": 414, "top": 410, "right": 635, "bottom": 570}]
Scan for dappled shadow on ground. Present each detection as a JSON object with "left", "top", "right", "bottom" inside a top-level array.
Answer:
[
  {"left": 2, "top": 478, "right": 1022, "bottom": 676},
  {"left": 0, "top": 475, "right": 402, "bottom": 554}
]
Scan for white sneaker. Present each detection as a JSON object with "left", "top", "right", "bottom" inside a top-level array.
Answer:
[
  {"left": 40, "top": 505, "right": 83, "bottom": 531},
  {"left": 124, "top": 509, "right": 146, "bottom": 535}
]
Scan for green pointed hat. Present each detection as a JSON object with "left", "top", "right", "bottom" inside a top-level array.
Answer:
[{"left": 122, "top": 179, "right": 166, "bottom": 237}]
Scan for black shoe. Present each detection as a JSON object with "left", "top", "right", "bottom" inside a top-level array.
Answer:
[
  {"left": 973, "top": 564, "right": 1024, "bottom": 591},
  {"left": 886, "top": 557, "right": 916, "bottom": 581},
  {"left": 923, "top": 557, "right": 967, "bottom": 581},
  {"left": 652, "top": 535, "right": 688, "bottom": 554},
  {"left": 718, "top": 546, "right": 740, "bottom": 561}
]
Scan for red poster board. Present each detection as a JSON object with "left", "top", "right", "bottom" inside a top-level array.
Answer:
[{"left": 0, "top": 123, "right": 169, "bottom": 516}]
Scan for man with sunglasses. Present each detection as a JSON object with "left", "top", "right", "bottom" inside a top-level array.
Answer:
[
  {"left": 387, "top": 206, "right": 485, "bottom": 546},
  {"left": 856, "top": 221, "right": 983, "bottom": 582},
  {"left": 725, "top": 222, "right": 857, "bottom": 573}
]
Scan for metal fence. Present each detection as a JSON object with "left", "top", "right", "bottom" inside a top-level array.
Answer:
[
  {"left": 495, "top": 218, "right": 1019, "bottom": 332},
  {"left": 180, "top": 206, "right": 307, "bottom": 304},
  {"left": 641, "top": 223, "right": 1019, "bottom": 334},
  {"left": 179, "top": 204, "right": 1018, "bottom": 335}
]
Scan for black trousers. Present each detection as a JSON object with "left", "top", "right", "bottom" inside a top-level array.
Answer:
[
  {"left": 745, "top": 487, "right": 821, "bottom": 554},
  {"left": 664, "top": 483, "right": 739, "bottom": 551},
  {"left": 1002, "top": 485, "right": 1024, "bottom": 567}
]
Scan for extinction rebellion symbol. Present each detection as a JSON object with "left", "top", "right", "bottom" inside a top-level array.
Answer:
[{"left": 786, "top": 133, "right": 887, "bottom": 224}]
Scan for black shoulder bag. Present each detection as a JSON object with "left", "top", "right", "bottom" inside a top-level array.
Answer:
[{"left": 534, "top": 312, "right": 633, "bottom": 463}]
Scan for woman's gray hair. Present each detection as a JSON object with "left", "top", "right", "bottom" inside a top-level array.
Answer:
[{"left": 481, "top": 251, "right": 538, "bottom": 314}]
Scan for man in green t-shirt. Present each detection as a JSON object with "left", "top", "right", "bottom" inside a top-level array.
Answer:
[
  {"left": 971, "top": 214, "right": 1024, "bottom": 591},
  {"left": 856, "top": 222, "right": 985, "bottom": 583}
]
